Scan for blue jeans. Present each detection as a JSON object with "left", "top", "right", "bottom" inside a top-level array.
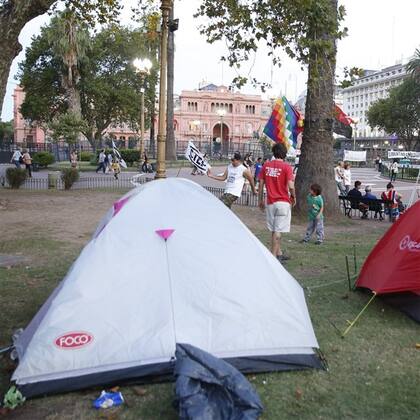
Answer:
[
  {"left": 336, "top": 181, "right": 346, "bottom": 196},
  {"left": 304, "top": 219, "right": 324, "bottom": 242},
  {"left": 96, "top": 162, "right": 106, "bottom": 173},
  {"left": 13, "top": 160, "right": 21, "bottom": 168}
]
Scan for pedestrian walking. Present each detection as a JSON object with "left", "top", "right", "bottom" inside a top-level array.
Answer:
[
  {"left": 390, "top": 160, "right": 398, "bottom": 182},
  {"left": 343, "top": 162, "right": 352, "bottom": 194},
  {"left": 95, "top": 150, "right": 106, "bottom": 174},
  {"left": 10, "top": 149, "right": 23, "bottom": 168},
  {"left": 70, "top": 150, "right": 78, "bottom": 168},
  {"left": 141, "top": 152, "right": 149, "bottom": 173},
  {"left": 107, "top": 152, "right": 113, "bottom": 173},
  {"left": 375, "top": 156, "right": 380, "bottom": 171},
  {"left": 254, "top": 157, "right": 263, "bottom": 189},
  {"left": 334, "top": 161, "right": 346, "bottom": 195},
  {"left": 301, "top": 184, "right": 324, "bottom": 245},
  {"left": 207, "top": 152, "right": 256, "bottom": 208},
  {"left": 111, "top": 158, "right": 121, "bottom": 180},
  {"left": 22, "top": 149, "right": 32, "bottom": 178},
  {"left": 293, "top": 153, "right": 300, "bottom": 174},
  {"left": 258, "top": 143, "right": 296, "bottom": 262}
]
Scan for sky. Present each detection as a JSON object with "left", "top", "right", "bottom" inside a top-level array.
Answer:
[{"left": 1, "top": 0, "right": 420, "bottom": 121}]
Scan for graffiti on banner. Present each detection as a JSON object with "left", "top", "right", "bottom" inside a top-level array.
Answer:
[{"left": 185, "top": 141, "right": 211, "bottom": 173}]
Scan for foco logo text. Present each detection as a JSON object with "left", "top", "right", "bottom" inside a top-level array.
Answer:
[
  {"left": 55, "top": 332, "right": 94, "bottom": 349},
  {"left": 399, "top": 235, "right": 420, "bottom": 253}
]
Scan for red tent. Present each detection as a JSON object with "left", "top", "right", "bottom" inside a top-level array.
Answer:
[{"left": 356, "top": 201, "right": 420, "bottom": 322}]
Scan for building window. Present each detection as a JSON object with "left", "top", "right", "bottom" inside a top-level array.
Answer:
[
  {"left": 187, "top": 102, "right": 198, "bottom": 112},
  {"left": 245, "top": 105, "right": 255, "bottom": 114}
]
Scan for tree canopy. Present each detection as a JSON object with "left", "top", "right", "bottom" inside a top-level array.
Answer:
[
  {"left": 18, "top": 19, "right": 158, "bottom": 150},
  {"left": 367, "top": 77, "right": 420, "bottom": 151},
  {"left": 195, "top": 0, "right": 346, "bottom": 89},
  {"left": 196, "top": 0, "right": 347, "bottom": 215},
  {"left": 0, "top": 120, "right": 13, "bottom": 147},
  {"left": 406, "top": 48, "right": 420, "bottom": 81},
  {"left": 0, "top": 0, "right": 122, "bottom": 113}
]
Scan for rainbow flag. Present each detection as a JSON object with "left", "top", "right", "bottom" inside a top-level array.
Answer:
[{"left": 263, "top": 96, "right": 303, "bottom": 150}]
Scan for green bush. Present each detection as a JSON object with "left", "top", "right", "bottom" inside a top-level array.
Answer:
[
  {"left": 32, "top": 151, "right": 55, "bottom": 168},
  {"left": 80, "top": 151, "right": 93, "bottom": 162},
  {"left": 61, "top": 168, "right": 80, "bottom": 190},
  {"left": 6, "top": 168, "right": 27, "bottom": 189},
  {"left": 120, "top": 149, "right": 140, "bottom": 166}
]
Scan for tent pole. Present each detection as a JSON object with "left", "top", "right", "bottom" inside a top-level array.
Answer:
[
  {"left": 353, "top": 245, "right": 357, "bottom": 274},
  {"left": 345, "top": 256, "right": 351, "bottom": 291},
  {"left": 341, "top": 292, "right": 377, "bottom": 338}
]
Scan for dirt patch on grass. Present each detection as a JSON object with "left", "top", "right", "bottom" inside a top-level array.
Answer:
[
  {"left": 0, "top": 190, "right": 390, "bottom": 245},
  {"left": 0, "top": 190, "right": 122, "bottom": 245}
]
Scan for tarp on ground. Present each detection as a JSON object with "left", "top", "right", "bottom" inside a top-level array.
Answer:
[{"left": 174, "top": 343, "right": 263, "bottom": 420}]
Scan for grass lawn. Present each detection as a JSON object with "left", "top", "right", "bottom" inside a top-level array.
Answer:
[{"left": 0, "top": 191, "right": 419, "bottom": 419}]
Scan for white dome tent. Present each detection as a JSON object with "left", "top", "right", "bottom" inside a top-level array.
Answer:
[{"left": 12, "top": 178, "right": 322, "bottom": 397}]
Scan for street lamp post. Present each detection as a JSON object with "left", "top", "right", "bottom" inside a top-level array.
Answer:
[
  {"left": 216, "top": 108, "right": 227, "bottom": 155},
  {"left": 192, "top": 120, "right": 201, "bottom": 144},
  {"left": 155, "top": 0, "right": 173, "bottom": 179},
  {"left": 133, "top": 58, "right": 152, "bottom": 162},
  {"left": 352, "top": 118, "right": 359, "bottom": 151}
]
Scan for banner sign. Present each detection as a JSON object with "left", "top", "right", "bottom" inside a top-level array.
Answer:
[
  {"left": 344, "top": 150, "right": 367, "bottom": 162},
  {"left": 185, "top": 141, "right": 211, "bottom": 173},
  {"left": 112, "top": 140, "right": 127, "bottom": 168},
  {"left": 388, "top": 151, "right": 420, "bottom": 160}
]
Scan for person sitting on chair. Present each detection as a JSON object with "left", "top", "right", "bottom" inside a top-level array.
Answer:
[
  {"left": 347, "top": 181, "right": 369, "bottom": 219},
  {"left": 364, "top": 186, "right": 383, "bottom": 220}
]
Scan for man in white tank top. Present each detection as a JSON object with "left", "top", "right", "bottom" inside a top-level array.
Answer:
[{"left": 208, "top": 152, "right": 256, "bottom": 208}]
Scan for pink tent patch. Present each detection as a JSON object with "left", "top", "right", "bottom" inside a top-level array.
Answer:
[
  {"left": 156, "top": 229, "right": 175, "bottom": 241},
  {"left": 113, "top": 197, "right": 131, "bottom": 216}
]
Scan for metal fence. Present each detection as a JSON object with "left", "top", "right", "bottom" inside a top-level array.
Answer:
[
  {"left": 381, "top": 164, "right": 420, "bottom": 181},
  {"left": 2, "top": 138, "right": 266, "bottom": 163},
  {"left": 1, "top": 175, "right": 261, "bottom": 207}
]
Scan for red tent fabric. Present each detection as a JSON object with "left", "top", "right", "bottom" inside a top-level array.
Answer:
[{"left": 356, "top": 201, "right": 420, "bottom": 295}]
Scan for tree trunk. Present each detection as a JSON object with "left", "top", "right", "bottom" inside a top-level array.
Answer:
[
  {"left": 294, "top": 0, "right": 340, "bottom": 217},
  {"left": 165, "top": 5, "right": 176, "bottom": 160},
  {"left": 0, "top": 0, "right": 55, "bottom": 113}
]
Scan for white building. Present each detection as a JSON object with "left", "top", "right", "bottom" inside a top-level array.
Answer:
[
  {"left": 294, "top": 86, "right": 344, "bottom": 116},
  {"left": 342, "top": 63, "right": 408, "bottom": 138}
]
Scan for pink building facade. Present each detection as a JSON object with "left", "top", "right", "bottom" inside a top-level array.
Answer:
[
  {"left": 173, "top": 84, "right": 272, "bottom": 148},
  {"left": 13, "top": 86, "right": 46, "bottom": 144},
  {"left": 13, "top": 84, "right": 272, "bottom": 151}
]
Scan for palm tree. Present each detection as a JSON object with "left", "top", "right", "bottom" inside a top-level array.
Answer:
[
  {"left": 406, "top": 48, "right": 420, "bottom": 80},
  {"left": 46, "top": 10, "right": 90, "bottom": 118}
]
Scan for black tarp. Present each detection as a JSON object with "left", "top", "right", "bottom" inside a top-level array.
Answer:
[{"left": 174, "top": 343, "right": 263, "bottom": 420}]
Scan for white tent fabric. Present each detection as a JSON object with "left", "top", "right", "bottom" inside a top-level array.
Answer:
[{"left": 13, "top": 178, "right": 320, "bottom": 396}]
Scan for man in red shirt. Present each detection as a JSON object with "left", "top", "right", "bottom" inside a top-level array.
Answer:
[{"left": 258, "top": 143, "right": 296, "bottom": 262}]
